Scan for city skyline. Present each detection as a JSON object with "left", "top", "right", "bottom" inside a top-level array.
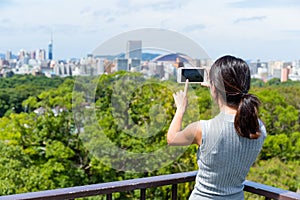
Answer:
[{"left": 0, "top": 0, "right": 299, "bottom": 61}]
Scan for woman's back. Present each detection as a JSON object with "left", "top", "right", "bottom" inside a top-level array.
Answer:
[{"left": 189, "top": 112, "right": 266, "bottom": 199}]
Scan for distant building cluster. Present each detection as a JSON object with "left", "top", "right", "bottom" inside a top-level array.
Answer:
[
  {"left": 1, "top": 39, "right": 300, "bottom": 82},
  {"left": 248, "top": 60, "right": 300, "bottom": 82}
]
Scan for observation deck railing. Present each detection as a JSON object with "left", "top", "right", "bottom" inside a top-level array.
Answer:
[{"left": 0, "top": 171, "right": 299, "bottom": 200}]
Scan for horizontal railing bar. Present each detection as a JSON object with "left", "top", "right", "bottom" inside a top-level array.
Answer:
[
  {"left": 244, "top": 180, "right": 300, "bottom": 200},
  {"left": 0, "top": 171, "right": 299, "bottom": 200},
  {"left": 0, "top": 171, "right": 197, "bottom": 200}
]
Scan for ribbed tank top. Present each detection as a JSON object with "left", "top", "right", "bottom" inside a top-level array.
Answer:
[{"left": 189, "top": 112, "right": 266, "bottom": 200}]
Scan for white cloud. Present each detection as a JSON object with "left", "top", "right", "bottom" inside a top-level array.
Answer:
[
  {"left": 182, "top": 24, "right": 206, "bottom": 32},
  {"left": 234, "top": 16, "right": 267, "bottom": 23},
  {"left": 228, "top": 0, "right": 300, "bottom": 8}
]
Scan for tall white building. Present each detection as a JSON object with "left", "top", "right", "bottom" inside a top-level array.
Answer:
[
  {"left": 6, "top": 50, "right": 12, "bottom": 60},
  {"left": 96, "top": 59, "right": 105, "bottom": 74},
  {"left": 125, "top": 40, "right": 142, "bottom": 60},
  {"left": 268, "top": 61, "right": 283, "bottom": 78},
  {"left": 36, "top": 49, "right": 46, "bottom": 61}
]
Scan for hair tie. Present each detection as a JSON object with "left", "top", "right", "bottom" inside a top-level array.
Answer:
[{"left": 241, "top": 90, "right": 248, "bottom": 96}]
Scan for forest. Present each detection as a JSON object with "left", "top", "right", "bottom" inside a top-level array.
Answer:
[{"left": 0, "top": 72, "right": 299, "bottom": 199}]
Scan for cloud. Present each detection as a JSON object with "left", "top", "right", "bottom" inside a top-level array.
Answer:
[
  {"left": 229, "top": 0, "right": 300, "bottom": 8},
  {"left": 52, "top": 24, "right": 81, "bottom": 35},
  {"left": 281, "top": 30, "right": 300, "bottom": 38},
  {"left": 80, "top": 6, "right": 92, "bottom": 15},
  {"left": 0, "top": 0, "right": 13, "bottom": 9},
  {"left": 234, "top": 16, "right": 267, "bottom": 23},
  {"left": 92, "top": 10, "right": 113, "bottom": 17},
  {"left": 113, "top": 0, "right": 189, "bottom": 11},
  {"left": 106, "top": 17, "right": 115, "bottom": 23},
  {"left": 0, "top": 25, "right": 16, "bottom": 35},
  {"left": 91, "top": 5, "right": 131, "bottom": 19},
  {"left": 183, "top": 24, "right": 206, "bottom": 32},
  {"left": 0, "top": 23, "right": 80, "bottom": 36},
  {"left": 148, "top": 0, "right": 184, "bottom": 10},
  {"left": 0, "top": 18, "right": 11, "bottom": 24}
]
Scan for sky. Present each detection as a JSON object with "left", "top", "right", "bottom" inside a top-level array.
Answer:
[{"left": 0, "top": 0, "right": 299, "bottom": 61}]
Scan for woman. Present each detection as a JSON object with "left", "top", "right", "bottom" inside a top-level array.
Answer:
[{"left": 167, "top": 55, "right": 266, "bottom": 199}]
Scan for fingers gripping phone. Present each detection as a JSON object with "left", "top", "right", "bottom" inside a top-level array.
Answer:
[{"left": 177, "top": 67, "right": 207, "bottom": 83}]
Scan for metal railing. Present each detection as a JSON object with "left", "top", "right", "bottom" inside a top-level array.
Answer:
[{"left": 0, "top": 171, "right": 299, "bottom": 200}]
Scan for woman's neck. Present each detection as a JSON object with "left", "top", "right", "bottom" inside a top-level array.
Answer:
[
  {"left": 218, "top": 98, "right": 237, "bottom": 115},
  {"left": 221, "top": 105, "right": 237, "bottom": 115}
]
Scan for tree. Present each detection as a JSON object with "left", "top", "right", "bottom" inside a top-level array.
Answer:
[{"left": 253, "top": 88, "right": 299, "bottom": 135}]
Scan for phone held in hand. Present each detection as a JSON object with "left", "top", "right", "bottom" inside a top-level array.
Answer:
[{"left": 177, "top": 67, "right": 207, "bottom": 83}]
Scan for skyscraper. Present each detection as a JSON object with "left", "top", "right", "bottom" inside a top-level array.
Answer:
[
  {"left": 37, "top": 49, "right": 46, "bottom": 61},
  {"left": 6, "top": 50, "right": 12, "bottom": 60},
  {"left": 125, "top": 40, "right": 142, "bottom": 60},
  {"left": 48, "top": 33, "right": 53, "bottom": 60}
]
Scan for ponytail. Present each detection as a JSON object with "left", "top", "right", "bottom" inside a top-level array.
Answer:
[{"left": 234, "top": 94, "right": 261, "bottom": 139}]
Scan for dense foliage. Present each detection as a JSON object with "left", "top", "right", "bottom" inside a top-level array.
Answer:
[
  {"left": 0, "top": 73, "right": 299, "bottom": 199},
  {"left": 0, "top": 74, "right": 66, "bottom": 117}
]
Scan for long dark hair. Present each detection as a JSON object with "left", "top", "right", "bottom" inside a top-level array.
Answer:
[{"left": 209, "top": 55, "right": 261, "bottom": 139}]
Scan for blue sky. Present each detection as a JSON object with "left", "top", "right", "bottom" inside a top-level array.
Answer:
[{"left": 0, "top": 0, "right": 299, "bottom": 61}]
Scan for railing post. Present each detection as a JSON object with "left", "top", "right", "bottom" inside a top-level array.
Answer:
[
  {"left": 172, "top": 184, "right": 177, "bottom": 200},
  {"left": 107, "top": 193, "right": 112, "bottom": 200},
  {"left": 140, "top": 188, "right": 146, "bottom": 200}
]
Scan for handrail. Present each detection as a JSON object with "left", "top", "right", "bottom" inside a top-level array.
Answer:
[
  {"left": 244, "top": 181, "right": 300, "bottom": 200},
  {"left": 0, "top": 171, "right": 299, "bottom": 200}
]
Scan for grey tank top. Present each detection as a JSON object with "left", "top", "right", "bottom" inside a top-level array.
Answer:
[{"left": 189, "top": 112, "right": 266, "bottom": 200}]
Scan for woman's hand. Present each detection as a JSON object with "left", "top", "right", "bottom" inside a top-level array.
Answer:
[
  {"left": 173, "top": 79, "right": 189, "bottom": 114},
  {"left": 200, "top": 82, "right": 210, "bottom": 88},
  {"left": 168, "top": 79, "right": 202, "bottom": 146},
  {"left": 200, "top": 67, "right": 211, "bottom": 88}
]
